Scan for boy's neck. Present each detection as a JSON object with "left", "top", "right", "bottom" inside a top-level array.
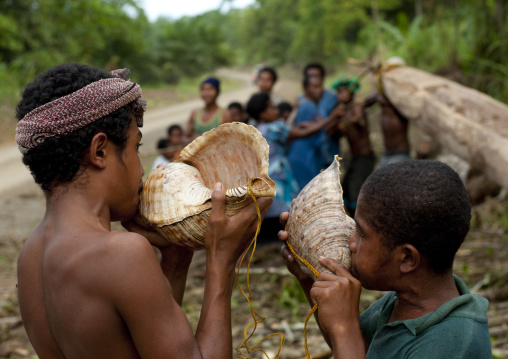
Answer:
[
  {"left": 45, "top": 180, "right": 112, "bottom": 232},
  {"left": 389, "top": 270, "right": 459, "bottom": 322}
]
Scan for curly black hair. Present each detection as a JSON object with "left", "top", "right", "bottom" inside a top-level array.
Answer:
[
  {"left": 246, "top": 93, "right": 270, "bottom": 121},
  {"left": 167, "top": 124, "right": 182, "bottom": 136},
  {"left": 258, "top": 67, "right": 278, "bottom": 83},
  {"left": 359, "top": 160, "right": 471, "bottom": 273},
  {"left": 277, "top": 101, "right": 293, "bottom": 114},
  {"left": 16, "top": 63, "right": 138, "bottom": 194},
  {"left": 227, "top": 102, "right": 244, "bottom": 112},
  {"left": 303, "top": 62, "right": 326, "bottom": 78}
]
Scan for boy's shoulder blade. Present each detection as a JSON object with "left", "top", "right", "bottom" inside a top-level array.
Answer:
[{"left": 85, "top": 231, "right": 158, "bottom": 281}]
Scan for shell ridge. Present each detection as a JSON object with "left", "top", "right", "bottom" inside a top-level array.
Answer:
[
  {"left": 287, "top": 156, "right": 354, "bottom": 279},
  {"left": 136, "top": 123, "right": 276, "bottom": 249}
]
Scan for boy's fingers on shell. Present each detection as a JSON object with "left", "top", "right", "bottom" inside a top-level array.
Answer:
[
  {"left": 318, "top": 257, "right": 349, "bottom": 275},
  {"left": 279, "top": 211, "right": 289, "bottom": 226},
  {"left": 277, "top": 230, "right": 288, "bottom": 241},
  {"left": 280, "top": 245, "right": 293, "bottom": 261},
  {"left": 315, "top": 272, "right": 341, "bottom": 283},
  {"left": 210, "top": 183, "right": 226, "bottom": 220},
  {"left": 257, "top": 197, "right": 273, "bottom": 217}
]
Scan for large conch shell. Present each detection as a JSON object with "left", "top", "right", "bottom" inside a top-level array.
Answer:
[
  {"left": 136, "top": 122, "right": 276, "bottom": 249},
  {"left": 286, "top": 156, "right": 355, "bottom": 279}
]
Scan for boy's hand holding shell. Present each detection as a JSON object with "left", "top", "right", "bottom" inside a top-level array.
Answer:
[
  {"left": 135, "top": 123, "right": 276, "bottom": 250},
  {"left": 278, "top": 212, "right": 311, "bottom": 282},
  {"left": 205, "top": 182, "right": 272, "bottom": 266}
]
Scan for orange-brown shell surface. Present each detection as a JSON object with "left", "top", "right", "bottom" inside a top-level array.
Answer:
[
  {"left": 286, "top": 156, "right": 355, "bottom": 279},
  {"left": 136, "top": 122, "right": 276, "bottom": 249}
]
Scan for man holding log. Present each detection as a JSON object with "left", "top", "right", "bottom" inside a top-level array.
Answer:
[
  {"left": 279, "top": 160, "right": 492, "bottom": 358},
  {"left": 326, "top": 76, "right": 376, "bottom": 217},
  {"left": 15, "top": 63, "right": 271, "bottom": 358},
  {"left": 364, "top": 91, "right": 411, "bottom": 166}
]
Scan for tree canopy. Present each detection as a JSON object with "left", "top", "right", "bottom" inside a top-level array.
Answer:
[{"left": 1, "top": 0, "right": 507, "bottom": 103}]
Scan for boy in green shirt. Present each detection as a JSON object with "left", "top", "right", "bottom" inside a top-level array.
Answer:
[{"left": 278, "top": 160, "right": 492, "bottom": 358}]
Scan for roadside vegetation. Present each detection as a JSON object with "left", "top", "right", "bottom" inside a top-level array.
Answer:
[{"left": 1, "top": 0, "right": 506, "bottom": 101}]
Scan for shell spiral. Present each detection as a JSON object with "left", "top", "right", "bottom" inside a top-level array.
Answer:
[
  {"left": 135, "top": 122, "right": 276, "bottom": 250},
  {"left": 286, "top": 156, "right": 355, "bottom": 279}
]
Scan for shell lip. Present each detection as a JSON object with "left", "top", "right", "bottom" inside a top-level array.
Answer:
[{"left": 136, "top": 122, "right": 276, "bottom": 248}]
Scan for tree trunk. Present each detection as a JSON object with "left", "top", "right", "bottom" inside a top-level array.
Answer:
[{"left": 379, "top": 66, "right": 508, "bottom": 190}]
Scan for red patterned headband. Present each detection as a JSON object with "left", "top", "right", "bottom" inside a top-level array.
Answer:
[{"left": 16, "top": 68, "right": 146, "bottom": 154}]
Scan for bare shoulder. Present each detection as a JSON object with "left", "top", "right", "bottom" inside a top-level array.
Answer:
[
  {"left": 76, "top": 231, "right": 163, "bottom": 295},
  {"left": 95, "top": 231, "right": 160, "bottom": 279},
  {"left": 105, "top": 230, "right": 157, "bottom": 259},
  {"left": 189, "top": 108, "right": 198, "bottom": 119}
]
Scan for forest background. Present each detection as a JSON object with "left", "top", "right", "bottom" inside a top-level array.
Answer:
[
  {"left": 0, "top": 0, "right": 507, "bottom": 143},
  {"left": 1, "top": 1, "right": 508, "bottom": 357}
]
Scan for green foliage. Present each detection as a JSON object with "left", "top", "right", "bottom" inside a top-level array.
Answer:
[
  {"left": 1, "top": 0, "right": 507, "bottom": 108},
  {"left": 278, "top": 277, "right": 308, "bottom": 319},
  {"left": 232, "top": 0, "right": 299, "bottom": 65},
  {"left": 154, "top": 13, "right": 234, "bottom": 83},
  {"left": 0, "top": 0, "right": 232, "bottom": 90},
  {"left": 0, "top": 0, "right": 150, "bottom": 86}
]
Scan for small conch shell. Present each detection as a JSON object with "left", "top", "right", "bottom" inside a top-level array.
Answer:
[
  {"left": 286, "top": 156, "right": 355, "bottom": 279},
  {"left": 136, "top": 122, "right": 276, "bottom": 249}
]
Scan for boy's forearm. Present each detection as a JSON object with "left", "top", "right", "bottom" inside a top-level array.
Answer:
[
  {"left": 195, "top": 264, "right": 236, "bottom": 358},
  {"left": 298, "top": 278, "right": 333, "bottom": 349},
  {"left": 300, "top": 275, "right": 365, "bottom": 357},
  {"left": 330, "top": 323, "right": 367, "bottom": 359},
  {"left": 160, "top": 249, "right": 194, "bottom": 305}
]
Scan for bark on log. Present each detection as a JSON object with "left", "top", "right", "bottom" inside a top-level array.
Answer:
[{"left": 379, "top": 66, "right": 508, "bottom": 190}]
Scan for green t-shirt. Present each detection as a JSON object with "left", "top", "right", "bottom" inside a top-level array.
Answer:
[{"left": 360, "top": 275, "right": 492, "bottom": 358}]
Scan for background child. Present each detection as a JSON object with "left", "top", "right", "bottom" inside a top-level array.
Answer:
[
  {"left": 277, "top": 101, "right": 293, "bottom": 123},
  {"left": 166, "top": 124, "right": 184, "bottom": 146},
  {"left": 151, "top": 138, "right": 175, "bottom": 170},
  {"left": 246, "top": 92, "right": 333, "bottom": 244},
  {"left": 227, "top": 102, "right": 247, "bottom": 123}
]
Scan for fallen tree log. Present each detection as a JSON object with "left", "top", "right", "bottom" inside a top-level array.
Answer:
[{"left": 379, "top": 66, "right": 508, "bottom": 190}]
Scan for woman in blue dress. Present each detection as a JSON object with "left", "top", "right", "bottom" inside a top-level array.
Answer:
[{"left": 246, "top": 93, "right": 333, "bottom": 244}]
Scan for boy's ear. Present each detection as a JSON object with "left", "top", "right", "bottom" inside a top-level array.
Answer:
[
  {"left": 88, "top": 133, "right": 109, "bottom": 169},
  {"left": 399, "top": 244, "right": 420, "bottom": 274}
]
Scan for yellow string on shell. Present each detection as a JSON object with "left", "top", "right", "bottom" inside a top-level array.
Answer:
[
  {"left": 286, "top": 240, "right": 319, "bottom": 359},
  {"left": 235, "top": 179, "right": 285, "bottom": 359}
]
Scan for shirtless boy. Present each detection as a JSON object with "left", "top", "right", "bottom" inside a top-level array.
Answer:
[
  {"left": 279, "top": 160, "right": 492, "bottom": 358},
  {"left": 364, "top": 91, "right": 410, "bottom": 166},
  {"left": 15, "top": 63, "right": 271, "bottom": 358},
  {"left": 327, "top": 77, "right": 375, "bottom": 216}
]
